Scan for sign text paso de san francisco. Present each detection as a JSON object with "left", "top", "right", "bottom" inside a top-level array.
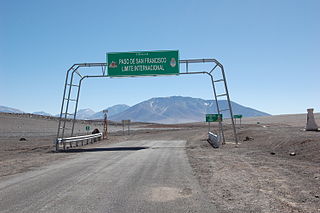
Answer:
[{"left": 107, "top": 50, "right": 179, "bottom": 77}]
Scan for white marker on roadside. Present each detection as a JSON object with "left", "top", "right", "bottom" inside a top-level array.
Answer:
[{"left": 306, "top": 108, "right": 318, "bottom": 131}]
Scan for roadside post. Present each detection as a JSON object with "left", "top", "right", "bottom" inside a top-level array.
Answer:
[
  {"left": 103, "top": 110, "right": 108, "bottom": 139},
  {"left": 85, "top": 125, "right": 90, "bottom": 134},
  {"left": 122, "top": 120, "right": 131, "bottom": 135},
  {"left": 122, "top": 120, "right": 125, "bottom": 134},
  {"left": 127, "top": 120, "right": 131, "bottom": 134},
  {"left": 233, "top": 115, "right": 243, "bottom": 128}
]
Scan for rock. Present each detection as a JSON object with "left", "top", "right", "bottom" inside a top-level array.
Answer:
[
  {"left": 19, "top": 138, "right": 27, "bottom": 141},
  {"left": 243, "top": 136, "right": 254, "bottom": 141},
  {"left": 306, "top": 108, "right": 319, "bottom": 131},
  {"left": 92, "top": 128, "right": 100, "bottom": 134},
  {"left": 270, "top": 152, "right": 276, "bottom": 155},
  {"left": 289, "top": 152, "right": 296, "bottom": 156}
]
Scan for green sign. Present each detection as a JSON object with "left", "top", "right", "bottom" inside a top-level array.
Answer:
[
  {"left": 107, "top": 50, "right": 179, "bottom": 77},
  {"left": 85, "top": 126, "right": 90, "bottom": 131},
  {"left": 206, "top": 114, "right": 222, "bottom": 122},
  {"left": 233, "top": 115, "right": 243, "bottom": 119}
]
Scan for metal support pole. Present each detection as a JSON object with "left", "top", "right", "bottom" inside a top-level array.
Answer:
[
  {"left": 220, "top": 65, "right": 238, "bottom": 144},
  {"left": 209, "top": 64, "right": 218, "bottom": 74},
  {"left": 61, "top": 71, "right": 76, "bottom": 138},
  {"left": 71, "top": 77, "right": 85, "bottom": 136},
  {"left": 56, "top": 70, "right": 70, "bottom": 138},
  {"left": 207, "top": 73, "right": 226, "bottom": 144},
  {"left": 56, "top": 65, "right": 78, "bottom": 151}
]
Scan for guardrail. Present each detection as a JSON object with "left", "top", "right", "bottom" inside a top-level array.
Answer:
[{"left": 56, "top": 133, "right": 103, "bottom": 150}]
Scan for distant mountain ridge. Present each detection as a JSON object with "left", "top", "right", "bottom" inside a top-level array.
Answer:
[
  {"left": 75, "top": 109, "right": 96, "bottom": 119},
  {"left": 90, "top": 104, "right": 130, "bottom": 120},
  {"left": 33, "top": 111, "right": 52, "bottom": 116},
  {"left": 1, "top": 96, "right": 270, "bottom": 123},
  {"left": 109, "top": 96, "right": 270, "bottom": 124},
  {"left": 0, "top": 106, "right": 24, "bottom": 114}
]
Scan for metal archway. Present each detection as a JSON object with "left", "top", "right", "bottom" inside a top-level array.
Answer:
[{"left": 55, "top": 58, "right": 238, "bottom": 151}]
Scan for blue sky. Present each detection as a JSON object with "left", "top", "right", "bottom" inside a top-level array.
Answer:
[{"left": 1, "top": 0, "right": 319, "bottom": 115}]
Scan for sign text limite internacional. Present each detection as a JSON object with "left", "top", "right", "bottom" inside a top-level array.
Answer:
[{"left": 107, "top": 50, "right": 179, "bottom": 77}]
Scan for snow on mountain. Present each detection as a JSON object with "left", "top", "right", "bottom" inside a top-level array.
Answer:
[
  {"left": 75, "top": 108, "right": 96, "bottom": 120},
  {"left": 32, "top": 111, "right": 52, "bottom": 116},
  {"left": 90, "top": 104, "right": 130, "bottom": 120}
]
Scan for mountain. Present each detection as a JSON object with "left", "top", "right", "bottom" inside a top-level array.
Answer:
[
  {"left": 0, "top": 106, "right": 24, "bottom": 114},
  {"left": 0, "top": 97, "right": 269, "bottom": 123},
  {"left": 109, "top": 96, "right": 270, "bottom": 124},
  {"left": 90, "top": 104, "right": 130, "bottom": 120},
  {"left": 75, "top": 108, "right": 96, "bottom": 120},
  {"left": 53, "top": 105, "right": 129, "bottom": 120},
  {"left": 32, "top": 111, "right": 52, "bottom": 116}
]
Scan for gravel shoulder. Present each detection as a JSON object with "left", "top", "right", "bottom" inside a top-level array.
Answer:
[{"left": 186, "top": 124, "right": 320, "bottom": 213}]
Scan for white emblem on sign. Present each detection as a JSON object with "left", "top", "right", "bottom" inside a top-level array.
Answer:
[
  {"left": 109, "top": 61, "right": 117, "bottom": 68},
  {"left": 170, "top": 58, "right": 176, "bottom": 67}
]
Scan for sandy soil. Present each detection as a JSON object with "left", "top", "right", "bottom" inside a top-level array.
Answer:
[
  {"left": 0, "top": 112, "right": 165, "bottom": 176},
  {"left": 186, "top": 115, "right": 320, "bottom": 213},
  {"left": 0, "top": 112, "right": 319, "bottom": 212},
  {"left": 187, "top": 127, "right": 319, "bottom": 213}
]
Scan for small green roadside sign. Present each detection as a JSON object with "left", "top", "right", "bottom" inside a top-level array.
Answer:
[
  {"left": 206, "top": 114, "right": 222, "bottom": 122},
  {"left": 233, "top": 114, "right": 243, "bottom": 119},
  {"left": 107, "top": 50, "right": 179, "bottom": 77}
]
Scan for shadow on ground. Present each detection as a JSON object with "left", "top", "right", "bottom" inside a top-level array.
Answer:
[{"left": 60, "top": 147, "right": 149, "bottom": 153}]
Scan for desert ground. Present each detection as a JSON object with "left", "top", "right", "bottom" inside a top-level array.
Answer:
[{"left": 0, "top": 112, "right": 319, "bottom": 212}]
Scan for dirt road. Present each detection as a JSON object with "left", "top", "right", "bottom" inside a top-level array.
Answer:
[{"left": 0, "top": 139, "right": 216, "bottom": 213}]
